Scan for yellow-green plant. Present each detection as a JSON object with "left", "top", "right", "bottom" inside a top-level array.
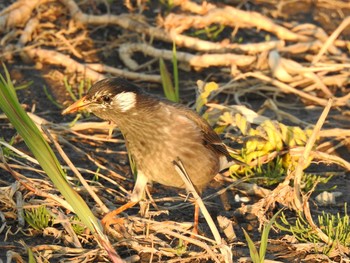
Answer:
[
  {"left": 27, "top": 247, "right": 36, "bottom": 263},
  {"left": 24, "top": 206, "right": 54, "bottom": 231},
  {"left": 71, "top": 215, "right": 85, "bottom": 235},
  {"left": 63, "top": 77, "right": 92, "bottom": 126},
  {"left": 20, "top": 241, "right": 36, "bottom": 263},
  {"left": 276, "top": 205, "right": 349, "bottom": 255},
  {"left": 243, "top": 210, "right": 282, "bottom": 263},
  {"left": 217, "top": 113, "right": 314, "bottom": 168},
  {"left": 0, "top": 135, "right": 17, "bottom": 158},
  {"left": 318, "top": 206, "right": 350, "bottom": 247},
  {"left": 192, "top": 24, "right": 226, "bottom": 41},
  {"left": 159, "top": 42, "right": 179, "bottom": 102},
  {"left": 195, "top": 81, "right": 219, "bottom": 113},
  {"left": 246, "top": 157, "right": 286, "bottom": 185},
  {"left": 63, "top": 77, "right": 90, "bottom": 102},
  {"left": 302, "top": 173, "right": 335, "bottom": 193},
  {"left": 43, "top": 85, "right": 62, "bottom": 109}
]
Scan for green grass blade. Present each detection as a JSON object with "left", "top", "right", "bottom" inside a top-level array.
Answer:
[
  {"left": 43, "top": 85, "right": 63, "bottom": 109},
  {"left": 172, "top": 42, "right": 179, "bottom": 102},
  {"left": 242, "top": 228, "right": 260, "bottom": 263},
  {"left": 159, "top": 58, "right": 178, "bottom": 102},
  {"left": 0, "top": 66, "right": 120, "bottom": 261},
  {"left": 259, "top": 209, "right": 282, "bottom": 262},
  {"left": 0, "top": 69, "right": 98, "bottom": 231},
  {"left": 63, "top": 76, "right": 77, "bottom": 101}
]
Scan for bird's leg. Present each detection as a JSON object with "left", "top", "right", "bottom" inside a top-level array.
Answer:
[
  {"left": 192, "top": 200, "right": 200, "bottom": 236},
  {"left": 101, "top": 171, "right": 148, "bottom": 229},
  {"left": 129, "top": 170, "right": 148, "bottom": 202},
  {"left": 173, "top": 158, "right": 202, "bottom": 237}
]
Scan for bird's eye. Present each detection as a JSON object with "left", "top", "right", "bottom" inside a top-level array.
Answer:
[{"left": 102, "top": 95, "right": 111, "bottom": 103}]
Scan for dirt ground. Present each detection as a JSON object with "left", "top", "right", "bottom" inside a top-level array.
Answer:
[{"left": 0, "top": 0, "right": 350, "bottom": 262}]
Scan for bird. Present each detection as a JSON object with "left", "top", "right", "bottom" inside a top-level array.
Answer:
[{"left": 62, "top": 77, "right": 243, "bottom": 232}]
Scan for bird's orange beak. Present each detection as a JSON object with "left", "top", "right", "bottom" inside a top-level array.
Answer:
[{"left": 62, "top": 96, "right": 89, "bottom": 115}]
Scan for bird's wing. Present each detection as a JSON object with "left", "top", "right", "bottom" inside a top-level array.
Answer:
[
  {"left": 161, "top": 102, "right": 245, "bottom": 169},
  {"left": 174, "top": 104, "right": 246, "bottom": 170},
  {"left": 202, "top": 130, "right": 233, "bottom": 160},
  {"left": 175, "top": 106, "right": 233, "bottom": 160}
]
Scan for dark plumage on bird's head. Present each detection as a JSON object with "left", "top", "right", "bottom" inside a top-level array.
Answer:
[
  {"left": 62, "top": 78, "right": 147, "bottom": 118},
  {"left": 86, "top": 78, "right": 142, "bottom": 101}
]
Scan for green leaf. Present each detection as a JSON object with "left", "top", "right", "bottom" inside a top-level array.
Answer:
[
  {"left": 242, "top": 228, "right": 260, "bottom": 263},
  {"left": 259, "top": 209, "right": 282, "bottom": 262},
  {"left": 172, "top": 42, "right": 179, "bottom": 102},
  {"left": 160, "top": 58, "right": 177, "bottom": 102}
]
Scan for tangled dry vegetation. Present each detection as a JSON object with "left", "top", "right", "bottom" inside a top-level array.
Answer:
[{"left": 0, "top": 0, "right": 350, "bottom": 262}]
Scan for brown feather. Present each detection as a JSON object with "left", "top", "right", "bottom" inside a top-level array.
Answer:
[{"left": 69, "top": 78, "right": 244, "bottom": 195}]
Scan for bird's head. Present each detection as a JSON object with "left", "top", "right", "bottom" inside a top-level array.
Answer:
[{"left": 62, "top": 78, "right": 143, "bottom": 119}]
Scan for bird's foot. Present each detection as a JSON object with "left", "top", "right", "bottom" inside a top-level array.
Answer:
[
  {"left": 101, "top": 201, "right": 138, "bottom": 230},
  {"left": 101, "top": 212, "right": 124, "bottom": 230}
]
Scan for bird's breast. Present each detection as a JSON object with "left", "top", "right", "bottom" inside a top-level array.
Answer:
[{"left": 120, "top": 115, "right": 221, "bottom": 191}]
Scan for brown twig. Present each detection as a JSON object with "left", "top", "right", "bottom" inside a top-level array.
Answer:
[
  {"left": 171, "top": 0, "right": 309, "bottom": 41},
  {"left": 313, "top": 16, "right": 350, "bottom": 64},
  {"left": 0, "top": 0, "right": 42, "bottom": 33},
  {"left": 293, "top": 98, "right": 333, "bottom": 210},
  {"left": 119, "top": 43, "right": 256, "bottom": 70}
]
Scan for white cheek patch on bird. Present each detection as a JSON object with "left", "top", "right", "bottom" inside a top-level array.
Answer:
[{"left": 112, "top": 92, "right": 137, "bottom": 112}]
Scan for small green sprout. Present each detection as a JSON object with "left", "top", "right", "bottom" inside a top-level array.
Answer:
[{"left": 24, "top": 206, "right": 54, "bottom": 231}]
